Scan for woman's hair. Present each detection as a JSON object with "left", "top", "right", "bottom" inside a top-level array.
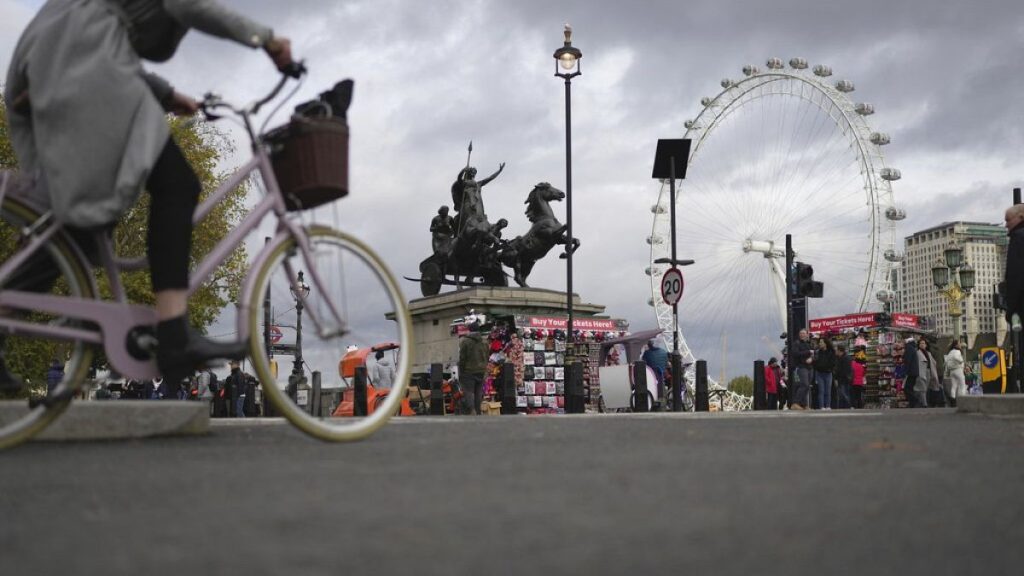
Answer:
[{"left": 948, "top": 341, "right": 960, "bottom": 352}]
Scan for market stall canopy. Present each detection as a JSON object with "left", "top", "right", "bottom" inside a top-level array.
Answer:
[{"left": 598, "top": 328, "right": 665, "bottom": 366}]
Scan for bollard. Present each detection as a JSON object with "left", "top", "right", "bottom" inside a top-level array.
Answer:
[
  {"left": 632, "top": 361, "right": 650, "bottom": 412},
  {"left": 567, "top": 361, "right": 585, "bottom": 413},
  {"left": 501, "top": 362, "right": 517, "bottom": 415},
  {"left": 753, "top": 360, "right": 765, "bottom": 410},
  {"left": 311, "top": 371, "right": 322, "bottom": 416},
  {"left": 695, "top": 360, "right": 709, "bottom": 412},
  {"left": 671, "top": 352, "right": 683, "bottom": 412},
  {"left": 354, "top": 366, "right": 368, "bottom": 417},
  {"left": 429, "top": 363, "right": 445, "bottom": 415}
]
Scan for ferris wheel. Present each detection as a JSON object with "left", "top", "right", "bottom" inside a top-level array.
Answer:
[{"left": 647, "top": 57, "right": 905, "bottom": 408}]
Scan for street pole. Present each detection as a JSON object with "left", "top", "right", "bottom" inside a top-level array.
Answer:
[
  {"left": 554, "top": 25, "right": 582, "bottom": 413},
  {"left": 785, "top": 234, "right": 794, "bottom": 407},
  {"left": 669, "top": 157, "right": 681, "bottom": 411},
  {"left": 564, "top": 73, "right": 575, "bottom": 356}
]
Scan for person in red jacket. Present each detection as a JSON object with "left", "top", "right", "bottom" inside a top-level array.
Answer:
[
  {"left": 765, "top": 357, "right": 780, "bottom": 410},
  {"left": 851, "top": 357, "right": 867, "bottom": 409}
]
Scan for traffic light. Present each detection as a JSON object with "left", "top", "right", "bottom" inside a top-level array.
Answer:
[{"left": 795, "top": 262, "right": 824, "bottom": 298}]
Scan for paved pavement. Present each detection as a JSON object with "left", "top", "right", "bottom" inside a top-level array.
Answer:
[{"left": 2, "top": 410, "right": 1022, "bottom": 576}]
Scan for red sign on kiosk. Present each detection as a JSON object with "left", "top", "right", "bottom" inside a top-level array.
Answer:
[{"left": 809, "top": 312, "right": 922, "bottom": 334}]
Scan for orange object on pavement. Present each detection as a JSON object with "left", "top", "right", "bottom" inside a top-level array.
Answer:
[{"left": 333, "top": 342, "right": 414, "bottom": 417}]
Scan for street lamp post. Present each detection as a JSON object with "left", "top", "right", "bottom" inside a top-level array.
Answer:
[
  {"left": 288, "top": 271, "right": 311, "bottom": 402},
  {"left": 932, "top": 243, "right": 975, "bottom": 345},
  {"left": 554, "top": 25, "right": 582, "bottom": 412},
  {"left": 554, "top": 24, "right": 581, "bottom": 340}
]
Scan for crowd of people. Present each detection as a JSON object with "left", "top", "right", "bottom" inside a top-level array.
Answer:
[
  {"left": 93, "top": 360, "right": 261, "bottom": 417},
  {"left": 781, "top": 329, "right": 974, "bottom": 410}
]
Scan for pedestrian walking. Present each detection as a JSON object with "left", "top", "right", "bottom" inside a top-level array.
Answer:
[
  {"left": 813, "top": 338, "right": 836, "bottom": 410},
  {"left": 1002, "top": 204, "right": 1023, "bottom": 392},
  {"left": 789, "top": 329, "right": 814, "bottom": 410},
  {"left": 915, "top": 339, "right": 941, "bottom": 408},
  {"left": 851, "top": 356, "right": 866, "bottom": 409},
  {"left": 903, "top": 336, "right": 921, "bottom": 407},
  {"left": 196, "top": 369, "right": 214, "bottom": 414},
  {"left": 833, "top": 344, "right": 852, "bottom": 409},
  {"left": 764, "top": 357, "right": 780, "bottom": 410},
  {"left": 45, "top": 358, "right": 64, "bottom": 395},
  {"left": 774, "top": 358, "right": 787, "bottom": 410},
  {"left": 458, "top": 322, "right": 488, "bottom": 415},
  {"left": 371, "top": 350, "right": 396, "bottom": 389},
  {"left": 225, "top": 361, "right": 245, "bottom": 417},
  {"left": 944, "top": 341, "right": 966, "bottom": 408}
]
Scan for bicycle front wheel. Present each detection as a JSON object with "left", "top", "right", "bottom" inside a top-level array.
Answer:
[{"left": 247, "top": 226, "right": 412, "bottom": 441}]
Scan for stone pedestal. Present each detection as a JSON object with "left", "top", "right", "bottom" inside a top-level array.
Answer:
[{"left": 407, "top": 287, "right": 606, "bottom": 374}]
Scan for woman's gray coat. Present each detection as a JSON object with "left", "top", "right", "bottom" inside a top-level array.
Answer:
[{"left": 4, "top": 0, "right": 272, "bottom": 228}]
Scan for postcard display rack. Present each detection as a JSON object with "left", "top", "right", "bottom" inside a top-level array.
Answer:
[
  {"left": 483, "top": 315, "right": 628, "bottom": 414},
  {"left": 826, "top": 329, "right": 908, "bottom": 409}
]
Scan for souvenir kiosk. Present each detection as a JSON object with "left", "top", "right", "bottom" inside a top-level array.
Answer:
[{"left": 808, "top": 312, "right": 932, "bottom": 408}]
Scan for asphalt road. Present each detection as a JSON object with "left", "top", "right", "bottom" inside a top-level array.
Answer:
[{"left": 2, "top": 410, "right": 1022, "bottom": 576}]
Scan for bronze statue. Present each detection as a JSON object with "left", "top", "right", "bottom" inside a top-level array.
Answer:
[
  {"left": 451, "top": 163, "right": 504, "bottom": 247},
  {"left": 500, "top": 183, "right": 579, "bottom": 287},
  {"left": 430, "top": 205, "right": 455, "bottom": 256},
  {"left": 408, "top": 146, "right": 580, "bottom": 297}
]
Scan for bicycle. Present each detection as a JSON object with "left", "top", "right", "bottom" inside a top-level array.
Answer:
[{"left": 0, "top": 66, "right": 412, "bottom": 448}]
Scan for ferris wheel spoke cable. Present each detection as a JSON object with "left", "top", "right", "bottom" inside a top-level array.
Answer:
[
  {"left": 772, "top": 96, "right": 838, "bottom": 222},
  {"left": 770, "top": 89, "right": 816, "bottom": 209}
]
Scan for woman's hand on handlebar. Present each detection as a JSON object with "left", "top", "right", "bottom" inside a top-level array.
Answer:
[
  {"left": 168, "top": 91, "right": 200, "bottom": 116},
  {"left": 264, "top": 36, "right": 294, "bottom": 72}
]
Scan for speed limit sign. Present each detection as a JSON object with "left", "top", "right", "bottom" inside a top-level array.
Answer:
[{"left": 661, "top": 268, "right": 684, "bottom": 306}]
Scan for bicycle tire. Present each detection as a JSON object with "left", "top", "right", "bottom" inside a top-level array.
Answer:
[
  {"left": 0, "top": 197, "right": 95, "bottom": 449},
  {"left": 246, "top": 226, "right": 412, "bottom": 441}
]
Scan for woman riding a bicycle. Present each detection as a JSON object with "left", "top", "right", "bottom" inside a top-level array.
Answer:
[{"left": 3, "top": 0, "right": 294, "bottom": 387}]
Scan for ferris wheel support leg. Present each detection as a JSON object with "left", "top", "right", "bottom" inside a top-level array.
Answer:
[{"left": 767, "top": 255, "right": 788, "bottom": 332}]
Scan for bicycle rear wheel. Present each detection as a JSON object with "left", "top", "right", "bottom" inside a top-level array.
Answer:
[
  {"left": 246, "top": 226, "right": 412, "bottom": 441},
  {"left": 0, "top": 196, "right": 95, "bottom": 449}
]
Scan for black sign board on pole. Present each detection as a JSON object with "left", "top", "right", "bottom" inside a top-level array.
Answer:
[{"left": 651, "top": 139, "right": 692, "bottom": 180}]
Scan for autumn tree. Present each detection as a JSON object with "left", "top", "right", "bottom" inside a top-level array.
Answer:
[
  {"left": 728, "top": 375, "right": 754, "bottom": 397},
  {"left": 1, "top": 94, "right": 249, "bottom": 393}
]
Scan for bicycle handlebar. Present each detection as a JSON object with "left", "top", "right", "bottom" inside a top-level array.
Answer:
[{"left": 196, "top": 60, "right": 307, "bottom": 122}]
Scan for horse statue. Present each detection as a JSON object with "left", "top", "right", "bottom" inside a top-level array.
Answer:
[{"left": 499, "top": 182, "right": 580, "bottom": 287}]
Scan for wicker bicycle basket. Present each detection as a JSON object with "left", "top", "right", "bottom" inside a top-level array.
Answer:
[{"left": 265, "top": 116, "right": 349, "bottom": 211}]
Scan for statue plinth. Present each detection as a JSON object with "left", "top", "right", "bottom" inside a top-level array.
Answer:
[{"left": 408, "top": 286, "right": 606, "bottom": 374}]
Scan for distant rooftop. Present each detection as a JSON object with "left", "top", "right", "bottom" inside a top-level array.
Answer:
[{"left": 905, "top": 221, "right": 1005, "bottom": 241}]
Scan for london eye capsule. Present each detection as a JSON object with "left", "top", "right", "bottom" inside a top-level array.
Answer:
[
  {"left": 885, "top": 206, "right": 907, "bottom": 221},
  {"left": 884, "top": 249, "right": 904, "bottom": 262},
  {"left": 742, "top": 65, "right": 760, "bottom": 76},
  {"left": 789, "top": 57, "right": 808, "bottom": 69},
  {"left": 766, "top": 57, "right": 784, "bottom": 69},
  {"left": 870, "top": 132, "right": 891, "bottom": 145},
  {"left": 813, "top": 65, "right": 832, "bottom": 77},
  {"left": 721, "top": 78, "right": 735, "bottom": 88},
  {"left": 836, "top": 80, "right": 855, "bottom": 92},
  {"left": 855, "top": 103, "right": 875, "bottom": 115},
  {"left": 880, "top": 168, "right": 902, "bottom": 182}
]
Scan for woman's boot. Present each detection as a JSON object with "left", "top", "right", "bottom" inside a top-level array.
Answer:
[{"left": 156, "top": 316, "right": 247, "bottom": 384}]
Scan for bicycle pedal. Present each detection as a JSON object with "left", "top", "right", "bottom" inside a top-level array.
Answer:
[{"left": 127, "top": 327, "right": 158, "bottom": 361}]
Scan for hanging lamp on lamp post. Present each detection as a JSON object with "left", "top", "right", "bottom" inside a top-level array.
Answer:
[{"left": 932, "top": 243, "right": 974, "bottom": 346}]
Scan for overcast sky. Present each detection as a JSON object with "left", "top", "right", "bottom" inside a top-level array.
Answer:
[{"left": 2, "top": 0, "right": 1022, "bottom": 379}]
